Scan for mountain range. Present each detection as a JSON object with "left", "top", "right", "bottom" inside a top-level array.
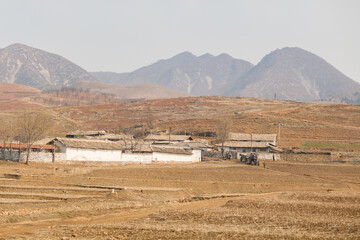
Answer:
[
  {"left": 1, "top": 43, "right": 359, "bottom": 102},
  {"left": 92, "top": 52, "right": 254, "bottom": 96}
]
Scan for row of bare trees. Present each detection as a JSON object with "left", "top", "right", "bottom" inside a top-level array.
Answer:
[{"left": 0, "top": 111, "right": 52, "bottom": 164}]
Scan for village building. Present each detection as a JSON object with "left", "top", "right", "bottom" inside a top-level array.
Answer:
[
  {"left": 49, "top": 138, "right": 123, "bottom": 162},
  {"left": 144, "top": 134, "right": 193, "bottom": 145},
  {"left": 220, "top": 133, "right": 277, "bottom": 153},
  {"left": 46, "top": 138, "right": 201, "bottom": 163},
  {"left": 0, "top": 142, "right": 55, "bottom": 162},
  {"left": 170, "top": 142, "right": 212, "bottom": 152},
  {"left": 65, "top": 130, "right": 107, "bottom": 139},
  {"left": 86, "top": 133, "right": 133, "bottom": 142}
]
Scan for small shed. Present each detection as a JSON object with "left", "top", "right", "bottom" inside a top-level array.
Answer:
[
  {"left": 0, "top": 142, "right": 55, "bottom": 152},
  {"left": 0, "top": 143, "right": 55, "bottom": 162}
]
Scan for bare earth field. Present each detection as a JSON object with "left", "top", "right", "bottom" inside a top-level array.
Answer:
[{"left": 0, "top": 160, "right": 359, "bottom": 239}]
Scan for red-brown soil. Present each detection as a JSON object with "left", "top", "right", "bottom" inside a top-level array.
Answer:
[
  {"left": 1, "top": 96, "right": 360, "bottom": 151},
  {"left": 50, "top": 97, "right": 360, "bottom": 150},
  {"left": 0, "top": 83, "right": 40, "bottom": 101}
]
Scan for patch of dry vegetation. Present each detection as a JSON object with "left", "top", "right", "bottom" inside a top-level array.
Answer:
[{"left": 31, "top": 88, "right": 123, "bottom": 107}]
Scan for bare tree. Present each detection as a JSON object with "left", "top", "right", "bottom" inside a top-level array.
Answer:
[
  {"left": 0, "top": 121, "right": 18, "bottom": 161},
  {"left": 115, "top": 119, "right": 150, "bottom": 152},
  {"left": 16, "top": 110, "right": 53, "bottom": 164},
  {"left": 0, "top": 123, "right": 8, "bottom": 160},
  {"left": 216, "top": 118, "right": 232, "bottom": 158},
  {"left": 140, "top": 112, "right": 155, "bottom": 135}
]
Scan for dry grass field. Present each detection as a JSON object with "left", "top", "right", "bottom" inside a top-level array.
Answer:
[
  {"left": 0, "top": 159, "right": 359, "bottom": 239},
  {"left": 50, "top": 97, "right": 360, "bottom": 149},
  {"left": 1, "top": 95, "right": 360, "bottom": 150}
]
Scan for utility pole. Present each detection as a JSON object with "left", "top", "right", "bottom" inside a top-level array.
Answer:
[
  {"left": 250, "top": 133, "right": 253, "bottom": 152},
  {"left": 278, "top": 123, "right": 281, "bottom": 140},
  {"left": 169, "top": 127, "right": 172, "bottom": 144}
]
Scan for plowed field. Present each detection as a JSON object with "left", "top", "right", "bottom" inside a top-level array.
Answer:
[{"left": 0, "top": 160, "right": 359, "bottom": 239}]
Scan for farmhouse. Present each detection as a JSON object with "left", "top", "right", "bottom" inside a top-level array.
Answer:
[
  {"left": 47, "top": 138, "right": 201, "bottom": 163},
  {"left": 50, "top": 138, "right": 123, "bottom": 162},
  {"left": 145, "top": 134, "right": 193, "bottom": 145},
  {"left": 221, "top": 133, "right": 277, "bottom": 153}
]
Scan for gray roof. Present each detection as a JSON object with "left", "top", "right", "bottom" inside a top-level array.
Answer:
[
  {"left": 221, "top": 141, "right": 269, "bottom": 148},
  {"left": 228, "top": 133, "right": 277, "bottom": 142},
  {"left": 132, "top": 144, "right": 152, "bottom": 153},
  {"left": 52, "top": 138, "right": 124, "bottom": 150},
  {"left": 87, "top": 133, "right": 133, "bottom": 141},
  {"left": 170, "top": 142, "right": 210, "bottom": 150},
  {"left": 145, "top": 134, "right": 192, "bottom": 141},
  {"left": 151, "top": 146, "right": 192, "bottom": 155},
  {"left": 66, "top": 130, "right": 106, "bottom": 136}
]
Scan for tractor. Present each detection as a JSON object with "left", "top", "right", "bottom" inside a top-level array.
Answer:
[{"left": 240, "top": 152, "right": 259, "bottom": 165}]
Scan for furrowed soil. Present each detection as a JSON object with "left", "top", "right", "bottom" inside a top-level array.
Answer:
[{"left": 0, "top": 160, "right": 359, "bottom": 239}]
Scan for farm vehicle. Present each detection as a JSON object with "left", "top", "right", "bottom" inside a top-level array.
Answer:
[{"left": 240, "top": 153, "right": 259, "bottom": 165}]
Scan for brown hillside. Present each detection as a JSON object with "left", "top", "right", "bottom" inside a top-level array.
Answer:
[
  {"left": 0, "top": 83, "right": 40, "bottom": 100},
  {"left": 70, "top": 80, "right": 190, "bottom": 99},
  {"left": 50, "top": 97, "right": 360, "bottom": 149},
  {"left": 0, "top": 95, "right": 359, "bottom": 150}
]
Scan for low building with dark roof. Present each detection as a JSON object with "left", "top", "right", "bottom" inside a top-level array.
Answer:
[
  {"left": 49, "top": 138, "right": 124, "bottom": 162},
  {"left": 218, "top": 133, "right": 278, "bottom": 153},
  {"left": 48, "top": 138, "right": 201, "bottom": 163},
  {"left": 144, "top": 134, "right": 193, "bottom": 144}
]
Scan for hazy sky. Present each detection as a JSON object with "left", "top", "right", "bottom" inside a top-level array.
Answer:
[{"left": 1, "top": 0, "right": 359, "bottom": 82}]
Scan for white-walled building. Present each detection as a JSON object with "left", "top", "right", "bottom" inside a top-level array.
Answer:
[
  {"left": 48, "top": 138, "right": 201, "bottom": 163},
  {"left": 50, "top": 138, "right": 123, "bottom": 162},
  {"left": 219, "top": 133, "right": 277, "bottom": 153}
]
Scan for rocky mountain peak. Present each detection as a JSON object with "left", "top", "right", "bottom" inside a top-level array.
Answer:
[
  {"left": 0, "top": 43, "right": 96, "bottom": 89},
  {"left": 229, "top": 47, "right": 360, "bottom": 101}
]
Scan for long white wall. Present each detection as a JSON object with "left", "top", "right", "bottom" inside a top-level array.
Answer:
[
  {"left": 152, "top": 150, "right": 201, "bottom": 162},
  {"left": 66, "top": 148, "right": 122, "bottom": 162},
  {"left": 33, "top": 146, "right": 202, "bottom": 163},
  {"left": 121, "top": 153, "right": 152, "bottom": 163},
  {"left": 258, "top": 153, "right": 280, "bottom": 160}
]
